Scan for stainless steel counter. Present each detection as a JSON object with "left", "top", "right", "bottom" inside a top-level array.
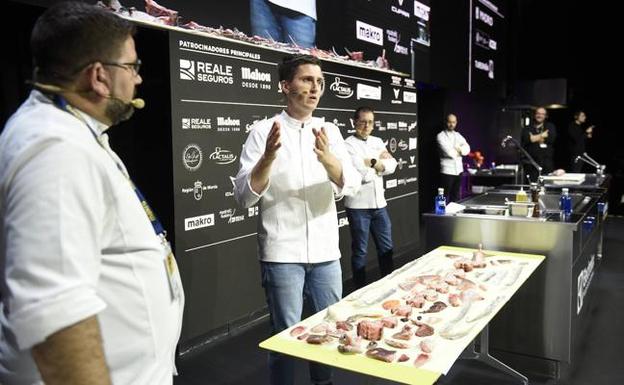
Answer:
[{"left": 423, "top": 182, "right": 609, "bottom": 378}]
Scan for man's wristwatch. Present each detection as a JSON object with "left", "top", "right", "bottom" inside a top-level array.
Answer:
[{"left": 370, "top": 158, "right": 377, "bottom": 168}]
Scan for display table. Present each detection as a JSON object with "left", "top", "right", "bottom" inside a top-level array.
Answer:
[{"left": 260, "top": 246, "right": 544, "bottom": 385}]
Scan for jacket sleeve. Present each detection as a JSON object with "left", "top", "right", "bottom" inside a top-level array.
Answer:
[
  {"left": 377, "top": 138, "right": 397, "bottom": 175},
  {"left": 457, "top": 133, "right": 471, "bottom": 156},
  {"left": 327, "top": 125, "right": 361, "bottom": 198},
  {"left": 437, "top": 131, "right": 458, "bottom": 159},
  {"left": 345, "top": 139, "right": 377, "bottom": 183}
]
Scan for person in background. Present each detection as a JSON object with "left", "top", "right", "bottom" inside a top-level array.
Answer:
[
  {"left": 344, "top": 106, "right": 397, "bottom": 289},
  {"left": 437, "top": 113, "right": 470, "bottom": 202},
  {"left": 0, "top": 3, "right": 184, "bottom": 385},
  {"left": 521, "top": 106, "right": 557, "bottom": 182},
  {"left": 568, "top": 110, "right": 594, "bottom": 172},
  {"left": 250, "top": 0, "right": 317, "bottom": 48},
  {"left": 234, "top": 54, "right": 360, "bottom": 385}
]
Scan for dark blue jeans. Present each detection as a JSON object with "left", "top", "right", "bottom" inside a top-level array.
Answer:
[
  {"left": 261, "top": 260, "right": 342, "bottom": 385},
  {"left": 250, "top": 0, "right": 316, "bottom": 47},
  {"left": 345, "top": 207, "right": 394, "bottom": 288}
]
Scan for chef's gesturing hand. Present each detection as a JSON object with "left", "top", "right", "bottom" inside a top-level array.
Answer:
[
  {"left": 264, "top": 121, "right": 282, "bottom": 161},
  {"left": 313, "top": 127, "right": 344, "bottom": 187}
]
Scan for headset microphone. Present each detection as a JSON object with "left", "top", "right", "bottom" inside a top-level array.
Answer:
[
  {"left": 105, "top": 94, "right": 145, "bottom": 109},
  {"left": 30, "top": 81, "right": 145, "bottom": 109}
]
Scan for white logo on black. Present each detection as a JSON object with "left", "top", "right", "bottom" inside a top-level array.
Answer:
[
  {"left": 183, "top": 144, "right": 202, "bottom": 171},
  {"left": 209, "top": 147, "right": 237, "bottom": 165},
  {"left": 389, "top": 137, "right": 398, "bottom": 153},
  {"left": 180, "top": 59, "right": 195, "bottom": 80},
  {"left": 329, "top": 77, "right": 354, "bottom": 99}
]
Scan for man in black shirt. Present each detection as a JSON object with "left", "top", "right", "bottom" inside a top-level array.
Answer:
[
  {"left": 568, "top": 110, "right": 594, "bottom": 172},
  {"left": 521, "top": 107, "right": 556, "bottom": 182}
]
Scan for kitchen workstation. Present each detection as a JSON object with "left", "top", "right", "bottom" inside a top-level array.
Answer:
[{"left": 424, "top": 172, "right": 610, "bottom": 380}]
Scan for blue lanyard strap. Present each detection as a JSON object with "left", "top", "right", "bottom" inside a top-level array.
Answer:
[{"left": 51, "top": 93, "right": 167, "bottom": 238}]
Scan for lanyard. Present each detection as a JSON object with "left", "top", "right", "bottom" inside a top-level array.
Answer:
[{"left": 50, "top": 93, "right": 167, "bottom": 238}]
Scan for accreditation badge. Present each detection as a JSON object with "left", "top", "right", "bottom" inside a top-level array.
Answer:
[{"left": 163, "top": 241, "right": 182, "bottom": 302}]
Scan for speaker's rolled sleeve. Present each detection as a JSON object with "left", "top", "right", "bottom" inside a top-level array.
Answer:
[{"left": 3, "top": 142, "right": 108, "bottom": 350}]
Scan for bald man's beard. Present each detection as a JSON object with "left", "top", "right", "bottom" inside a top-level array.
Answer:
[{"left": 105, "top": 97, "right": 135, "bottom": 125}]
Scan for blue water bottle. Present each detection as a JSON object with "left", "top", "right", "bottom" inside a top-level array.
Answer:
[
  {"left": 559, "top": 188, "right": 572, "bottom": 217},
  {"left": 435, "top": 188, "right": 446, "bottom": 215}
]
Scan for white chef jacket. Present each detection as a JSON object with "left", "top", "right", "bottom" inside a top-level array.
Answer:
[
  {"left": 343, "top": 135, "right": 397, "bottom": 209},
  {"left": 269, "top": 0, "right": 317, "bottom": 20},
  {"left": 234, "top": 111, "right": 360, "bottom": 263},
  {"left": 437, "top": 129, "right": 470, "bottom": 175},
  {"left": 0, "top": 91, "right": 184, "bottom": 385}
]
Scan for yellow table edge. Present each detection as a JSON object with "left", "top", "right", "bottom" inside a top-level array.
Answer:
[{"left": 259, "top": 337, "right": 440, "bottom": 385}]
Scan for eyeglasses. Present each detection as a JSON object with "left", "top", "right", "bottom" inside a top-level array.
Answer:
[{"left": 101, "top": 59, "right": 142, "bottom": 75}]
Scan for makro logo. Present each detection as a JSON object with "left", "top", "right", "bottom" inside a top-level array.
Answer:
[
  {"left": 414, "top": 1, "right": 430, "bottom": 21},
  {"left": 475, "top": 6, "right": 494, "bottom": 26},
  {"left": 386, "top": 179, "right": 398, "bottom": 189},
  {"left": 182, "top": 144, "right": 203, "bottom": 172},
  {"left": 241, "top": 67, "right": 271, "bottom": 82},
  {"left": 182, "top": 118, "right": 211, "bottom": 130},
  {"left": 179, "top": 59, "right": 234, "bottom": 84},
  {"left": 184, "top": 213, "right": 214, "bottom": 231},
  {"left": 356, "top": 20, "right": 383, "bottom": 46},
  {"left": 329, "top": 77, "right": 354, "bottom": 98},
  {"left": 181, "top": 180, "right": 218, "bottom": 201},
  {"left": 209, "top": 147, "right": 237, "bottom": 165}
]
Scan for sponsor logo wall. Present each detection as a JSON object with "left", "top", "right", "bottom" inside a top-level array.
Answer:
[
  {"left": 170, "top": 31, "right": 418, "bottom": 254},
  {"left": 470, "top": 0, "right": 506, "bottom": 91}
]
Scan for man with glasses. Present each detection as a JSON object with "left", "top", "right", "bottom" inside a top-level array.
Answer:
[
  {"left": 235, "top": 54, "right": 360, "bottom": 385},
  {"left": 521, "top": 106, "right": 557, "bottom": 182},
  {"left": 344, "top": 106, "right": 397, "bottom": 288},
  {"left": 0, "top": 3, "right": 183, "bottom": 385}
]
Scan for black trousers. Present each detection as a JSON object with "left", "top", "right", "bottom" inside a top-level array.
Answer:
[{"left": 440, "top": 173, "right": 461, "bottom": 202}]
